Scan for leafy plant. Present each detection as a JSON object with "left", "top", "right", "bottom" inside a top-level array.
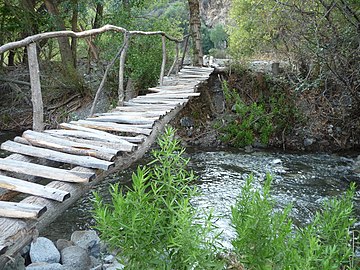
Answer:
[
  {"left": 231, "top": 174, "right": 293, "bottom": 268},
  {"left": 220, "top": 80, "right": 274, "bottom": 147},
  {"left": 92, "top": 126, "right": 224, "bottom": 270},
  {"left": 231, "top": 174, "right": 358, "bottom": 270}
]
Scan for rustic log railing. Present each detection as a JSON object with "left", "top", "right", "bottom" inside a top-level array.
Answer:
[{"left": 0, "top": 24, "right": 188, "bottom": 130}]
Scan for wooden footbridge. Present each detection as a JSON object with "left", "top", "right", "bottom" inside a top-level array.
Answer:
[{"left": 0, "top": 25, "right": 214, "bottom": 267}]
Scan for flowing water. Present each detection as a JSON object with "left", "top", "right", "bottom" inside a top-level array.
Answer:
[
  {"left": 0, "top": 131, "right": 359, "bottom": 250},
  {"left": 42, "top": 147, "right": 360, "bottom": 251}
]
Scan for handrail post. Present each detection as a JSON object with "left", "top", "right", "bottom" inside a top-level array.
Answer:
[
  {"left": 180, "top": 35, "right": 189, "bottom": 70},
  {"left": 167, "top": 42, "right": 179, "bottom": 77},
  {"left": 118, "top": 32, "right": 130, "bottom": 106},
  {"left": 159, "top": 35, "right": 166, "bottom": 86},
  {"left": 27, "top": 42, "right": 44, "bottom": 131}
]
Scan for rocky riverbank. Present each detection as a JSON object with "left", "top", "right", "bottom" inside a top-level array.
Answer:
[{"left": 4, "top": 231, "right": 123, "bottom": 270}]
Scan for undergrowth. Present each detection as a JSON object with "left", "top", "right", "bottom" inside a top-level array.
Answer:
[
  {"left": 217, "top": 67, "right": 302, "bottom": 147},
  {"left": 92, "top": 127, "right": 358, "bottom": 269},
  {"left": 231, "top": 174, "right": 358, "bottom": 270}
]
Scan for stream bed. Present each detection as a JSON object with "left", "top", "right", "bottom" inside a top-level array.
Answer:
[{"left": 41, "top": 147, "right": 360, "bottom": 251}]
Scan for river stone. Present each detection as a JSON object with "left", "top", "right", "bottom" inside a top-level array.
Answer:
[
  {"left": 55, "top": 239, "right": 73, "bottom": 252},
  {"left": 3, "top": 253, "right": 25, "bottom": 270},
  {"left": 180, "top": 117, "right": 194, "bottom": 127},
  {"left": 26, "top": 262, "right": 64, "bottom": 270},
  {"left": 30, "top": 237, "right": 60, "bottom": 264},
  {"left": 61, "top": 246, "right": 91, "bottom": 270},
  {"left": 71, "top": 230, "right": 100, "bottom": 258}
]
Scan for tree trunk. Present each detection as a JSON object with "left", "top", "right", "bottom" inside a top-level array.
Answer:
[
  {"left": 188, "top": 0, "right": 203, "bottom": 66},
  {"left": 71, "top": 0, "right": 78, "bottom": 68},
  {"left": 44, "top": 0, "right": 75, "bottom": 70},
  {"left": 93, "top": 2, "right": 103, "bottom": 29}
]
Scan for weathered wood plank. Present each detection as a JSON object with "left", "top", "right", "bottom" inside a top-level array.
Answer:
[
  {"left": 125, "top": 99, "right": 187, "bottom": 105},
  {"left": 114, "top": 105, "right": 174, "bottom": 112},
  {"left": 0, "top": 202, "right": 46, "bottom": 219},
  {"left": 20, "top": 130, "right": 116, "bottom": 161},
  {"left": 88, "top": 115, "right": 158, "bottom": 125},
  {"left": 14, "top": 136, "right": 116, "bottom": 162},
  {"left": 59, "top": 123, "right": 138, "bottom": 147},
  {"left": 94, "top": 111, "right": 167, "bottom": 118},
  {"left": 0, "top": 175, "right": 70, "bottom": 202},
  {"left": 0, "top": 159, "right": 93, "bottom": 183},
  {"left": 1, "top": 141, "right": 114, "bottom": 170},
  {"left": 139, "top": 93, "right": 200, "bottom": 99},
  {"left": 71, "top": 120, "right": 153, "bottom": 135},
  {"left": 21, "top": 133, "right": 120, "bottom": 155},
  {"left": 45, "top": 129, "right": 141, "bottom": 146}
]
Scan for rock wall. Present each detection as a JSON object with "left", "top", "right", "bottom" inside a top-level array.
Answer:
[{"left": 200, "top": 0, "right": 231, "bottom": 27}]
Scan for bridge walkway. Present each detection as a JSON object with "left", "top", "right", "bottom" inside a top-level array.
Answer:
[{"left": 0, "top": 65, "right": 213, "bottom": 265}]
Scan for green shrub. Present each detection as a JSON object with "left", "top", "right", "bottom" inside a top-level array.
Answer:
[
  {"left": 220, "top": 80, "right": 273, "bottom": 147},
  {"left": 92, "top": 127, "right": 224, "bottom": 270},
  {"left": 219, "top": 75, "right": 302, "bottom": 148},
  {"left": 231, "top": 174, "right": 358, "bottom": 270}
]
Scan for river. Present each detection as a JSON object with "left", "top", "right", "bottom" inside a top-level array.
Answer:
[
  {"left": 42, "top": 147, "right": 360, "bottom": 251},
  {"left": 0, "top": 132, "right": 359, "bottom": 251}
]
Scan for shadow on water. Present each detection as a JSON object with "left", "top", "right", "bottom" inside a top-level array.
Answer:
[{"left": 40, "top": 146, "right": 360, "bottom": 252}]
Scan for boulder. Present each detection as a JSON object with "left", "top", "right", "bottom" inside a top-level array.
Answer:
[
  {"left": 29, "top": 237, "right": 60, "bottom": 264},
  {"left": 55, "top": 239, "right": 73, "bottom": 252},
  {"left": 25, "top": 262, "right": 64, "bottom": 270},
  {"left": 71, "top": 230, "right": 100, "bottom": 258},
  {"left": 61, "top": 245, "right": 91, "bottom": 270}
]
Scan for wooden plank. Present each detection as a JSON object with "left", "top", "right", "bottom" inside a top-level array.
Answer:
[
  {"left": 0, "top": 159, "right": 93, "bottom": 183},
  {"left": 0, "top": 201, "right": 46, "bottom": 219},
  {"left": 125, "top": 99, "right": 187, "bottom": 105},
  {"left": 70, "top": 120, "right": 152, "bottom": 135},
  {"left": 14, "top": 136, "right": 115, "bottom": 162},
  {"left": 141, "top": 93, "right": 200, "bottom": 98},
  {"left": 1, "top": 141, "right": 114, "bottom": 170},
  {"left": 94, "top": 111, "right": 167, "bottom": 118},
  {"left": 182, "top": 66, "right": 213, "bottom": 71},
  {"left": 21, "top": 130, "right": 117, "bottom": 161},
  {"left": 114, "top": 105, "right": 174, "bottom": 112},
  {"left": 22, "top": 130, "right": 122, "bottom": 156},
  {"left": 0, "top": 175, "right": 70, "bottom": 202},
  {"left": 59, "top": 123, "right": 138, "bottom": 147},
  {"left": 88, "top": 115, "right": 158, "bottom": 125},
  {"left": 45, "top": 129, "right": 141, "bottom": 147}
]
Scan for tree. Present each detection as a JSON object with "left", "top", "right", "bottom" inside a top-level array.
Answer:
[
  {"left": 188, "top": 0, "right": 203, "bottom": 66},
  {"left": 44, "top": 0, "right": 75, "bottom": 70}
]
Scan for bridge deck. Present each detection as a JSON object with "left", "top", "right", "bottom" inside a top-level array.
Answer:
[{"left": 0, "top": 66, "right": 213, "bottom": 265}]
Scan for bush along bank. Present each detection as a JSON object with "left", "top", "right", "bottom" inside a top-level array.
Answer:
[{"left": 92, "top": 127, "right": 359, "bottom": 270}]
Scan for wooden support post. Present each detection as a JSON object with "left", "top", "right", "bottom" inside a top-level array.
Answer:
[
  {"left": 27, "top": 43, "right": 44, "bottom": 131},
  {"left": 180, "top": 35, "right": 189, "bottom": 70},
  {"left": 167, "top": 42, "right": 179, "bottom": 77},
  {"left": 159, "top": 35, "right": 166, "bottom": 86},
  {"left": 118, "top": 32, "right": 130, "bottom": 106}
]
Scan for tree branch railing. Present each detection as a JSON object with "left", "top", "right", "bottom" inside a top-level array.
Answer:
[{"left": 0, "top": 24, "right": 188, "bottom": 130}]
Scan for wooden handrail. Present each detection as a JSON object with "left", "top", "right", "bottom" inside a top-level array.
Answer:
[
  {"left": 0, "top": 24, "right": 189, "bottom": 128},
  {"left": 0, "top": 24, "right": 184, "bottom": 54}
]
